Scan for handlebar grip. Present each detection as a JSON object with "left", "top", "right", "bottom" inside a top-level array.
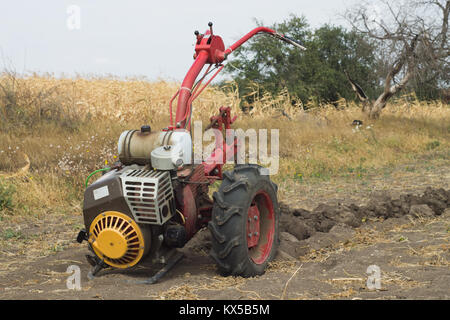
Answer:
[
  {"left": 283, "top": 35, "right": 306, "bottom": 49},
  {"left": 280, "top": 34, "right": 306, "bottom": 50},
  {"left": 270, "top": 32, "right": 306, "bottom": 50}
]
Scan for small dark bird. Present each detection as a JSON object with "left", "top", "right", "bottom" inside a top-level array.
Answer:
[{"left": 352, "top": 120, "right": 363, "bottom": 126}]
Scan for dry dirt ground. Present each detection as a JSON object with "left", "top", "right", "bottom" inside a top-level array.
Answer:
[{"left": 0, "top": 158, "right": 449, "bottom": 300}]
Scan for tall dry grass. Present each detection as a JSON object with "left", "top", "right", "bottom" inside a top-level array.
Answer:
[
  {"left": 0, "top": 74, "right": 449, "bottom": 219},
  {"left": 0, "top": 72, "right": 240, "bottom": 127}
]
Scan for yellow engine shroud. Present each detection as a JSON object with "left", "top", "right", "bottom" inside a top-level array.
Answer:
[{"left": 88, "top": 211, "right": 149, "bottom": 268}]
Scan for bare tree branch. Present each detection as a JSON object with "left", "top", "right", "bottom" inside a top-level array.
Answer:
[{"left": 344, "top": 0, "right": 448, "bottom": 118}]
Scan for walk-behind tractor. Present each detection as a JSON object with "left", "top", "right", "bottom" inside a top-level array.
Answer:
[{"left": 77, "top": 23, "right": 305, "bottom": 283}]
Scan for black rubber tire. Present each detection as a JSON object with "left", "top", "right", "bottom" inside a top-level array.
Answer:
[{"left": 208, "top": 164, "right": 280, "bottom": 277}]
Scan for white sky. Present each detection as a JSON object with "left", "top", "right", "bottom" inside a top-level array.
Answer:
[{"left": 0, "top": 0, "right": 357, "bottom": 81}]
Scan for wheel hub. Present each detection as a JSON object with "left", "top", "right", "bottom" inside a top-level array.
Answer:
[
  {"left": 246, "top": 191, "right": 275, "bottom": 265},
  {"left": 246, "top": 204, "right": 260, "bottom": 248}
]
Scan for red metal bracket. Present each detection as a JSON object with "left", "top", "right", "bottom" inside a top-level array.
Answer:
[{"left": 203, "top": 106, "right": 237, "bottom": 178}]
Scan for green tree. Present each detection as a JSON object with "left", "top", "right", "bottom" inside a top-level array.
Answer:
[{"left": 224, "top": 15, "right": 379, "bottom": 107}]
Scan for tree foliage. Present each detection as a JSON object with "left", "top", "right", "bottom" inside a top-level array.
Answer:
[{"left": 224, "top": 15, "right": 380, "bottom": 107}]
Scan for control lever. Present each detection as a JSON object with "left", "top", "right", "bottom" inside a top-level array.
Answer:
[{"left": 208, "top": 22, "right": 213, "bottom": 35}]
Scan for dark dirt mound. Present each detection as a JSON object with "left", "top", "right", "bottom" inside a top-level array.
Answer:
[
  {"left": 185, "top": 187, "right": 450, "bottom": 262},
  {"left": 278, "top": 187, "right": 450, "bottom": 259}
]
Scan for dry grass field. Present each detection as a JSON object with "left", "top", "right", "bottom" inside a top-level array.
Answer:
[
  {"left": 0, "top": 74, "right": 449, "bottom": 300},
  {"left": 0, "top": 74, "right": 448, "bottom": 218}
]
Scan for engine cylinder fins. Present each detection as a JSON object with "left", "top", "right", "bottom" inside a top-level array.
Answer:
[{"left": 88, "top": 211, "right": 149, "bottom": 269}]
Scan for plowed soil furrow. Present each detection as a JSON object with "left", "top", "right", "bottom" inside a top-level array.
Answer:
[{"left": 0, "top": 160, "right": 449, "bottom": 300}]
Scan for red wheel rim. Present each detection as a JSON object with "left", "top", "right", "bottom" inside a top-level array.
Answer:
[{"left": 246, "top": 190, "right": 275, "bottom": 265}]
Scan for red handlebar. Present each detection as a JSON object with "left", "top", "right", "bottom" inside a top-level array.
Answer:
[{"left": 223, "top": 27, "right": 275, "bottom": 57}]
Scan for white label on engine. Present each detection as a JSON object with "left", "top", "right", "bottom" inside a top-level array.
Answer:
[{"left": 93, "top": 185, "right": 109, "bottom": 200}]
